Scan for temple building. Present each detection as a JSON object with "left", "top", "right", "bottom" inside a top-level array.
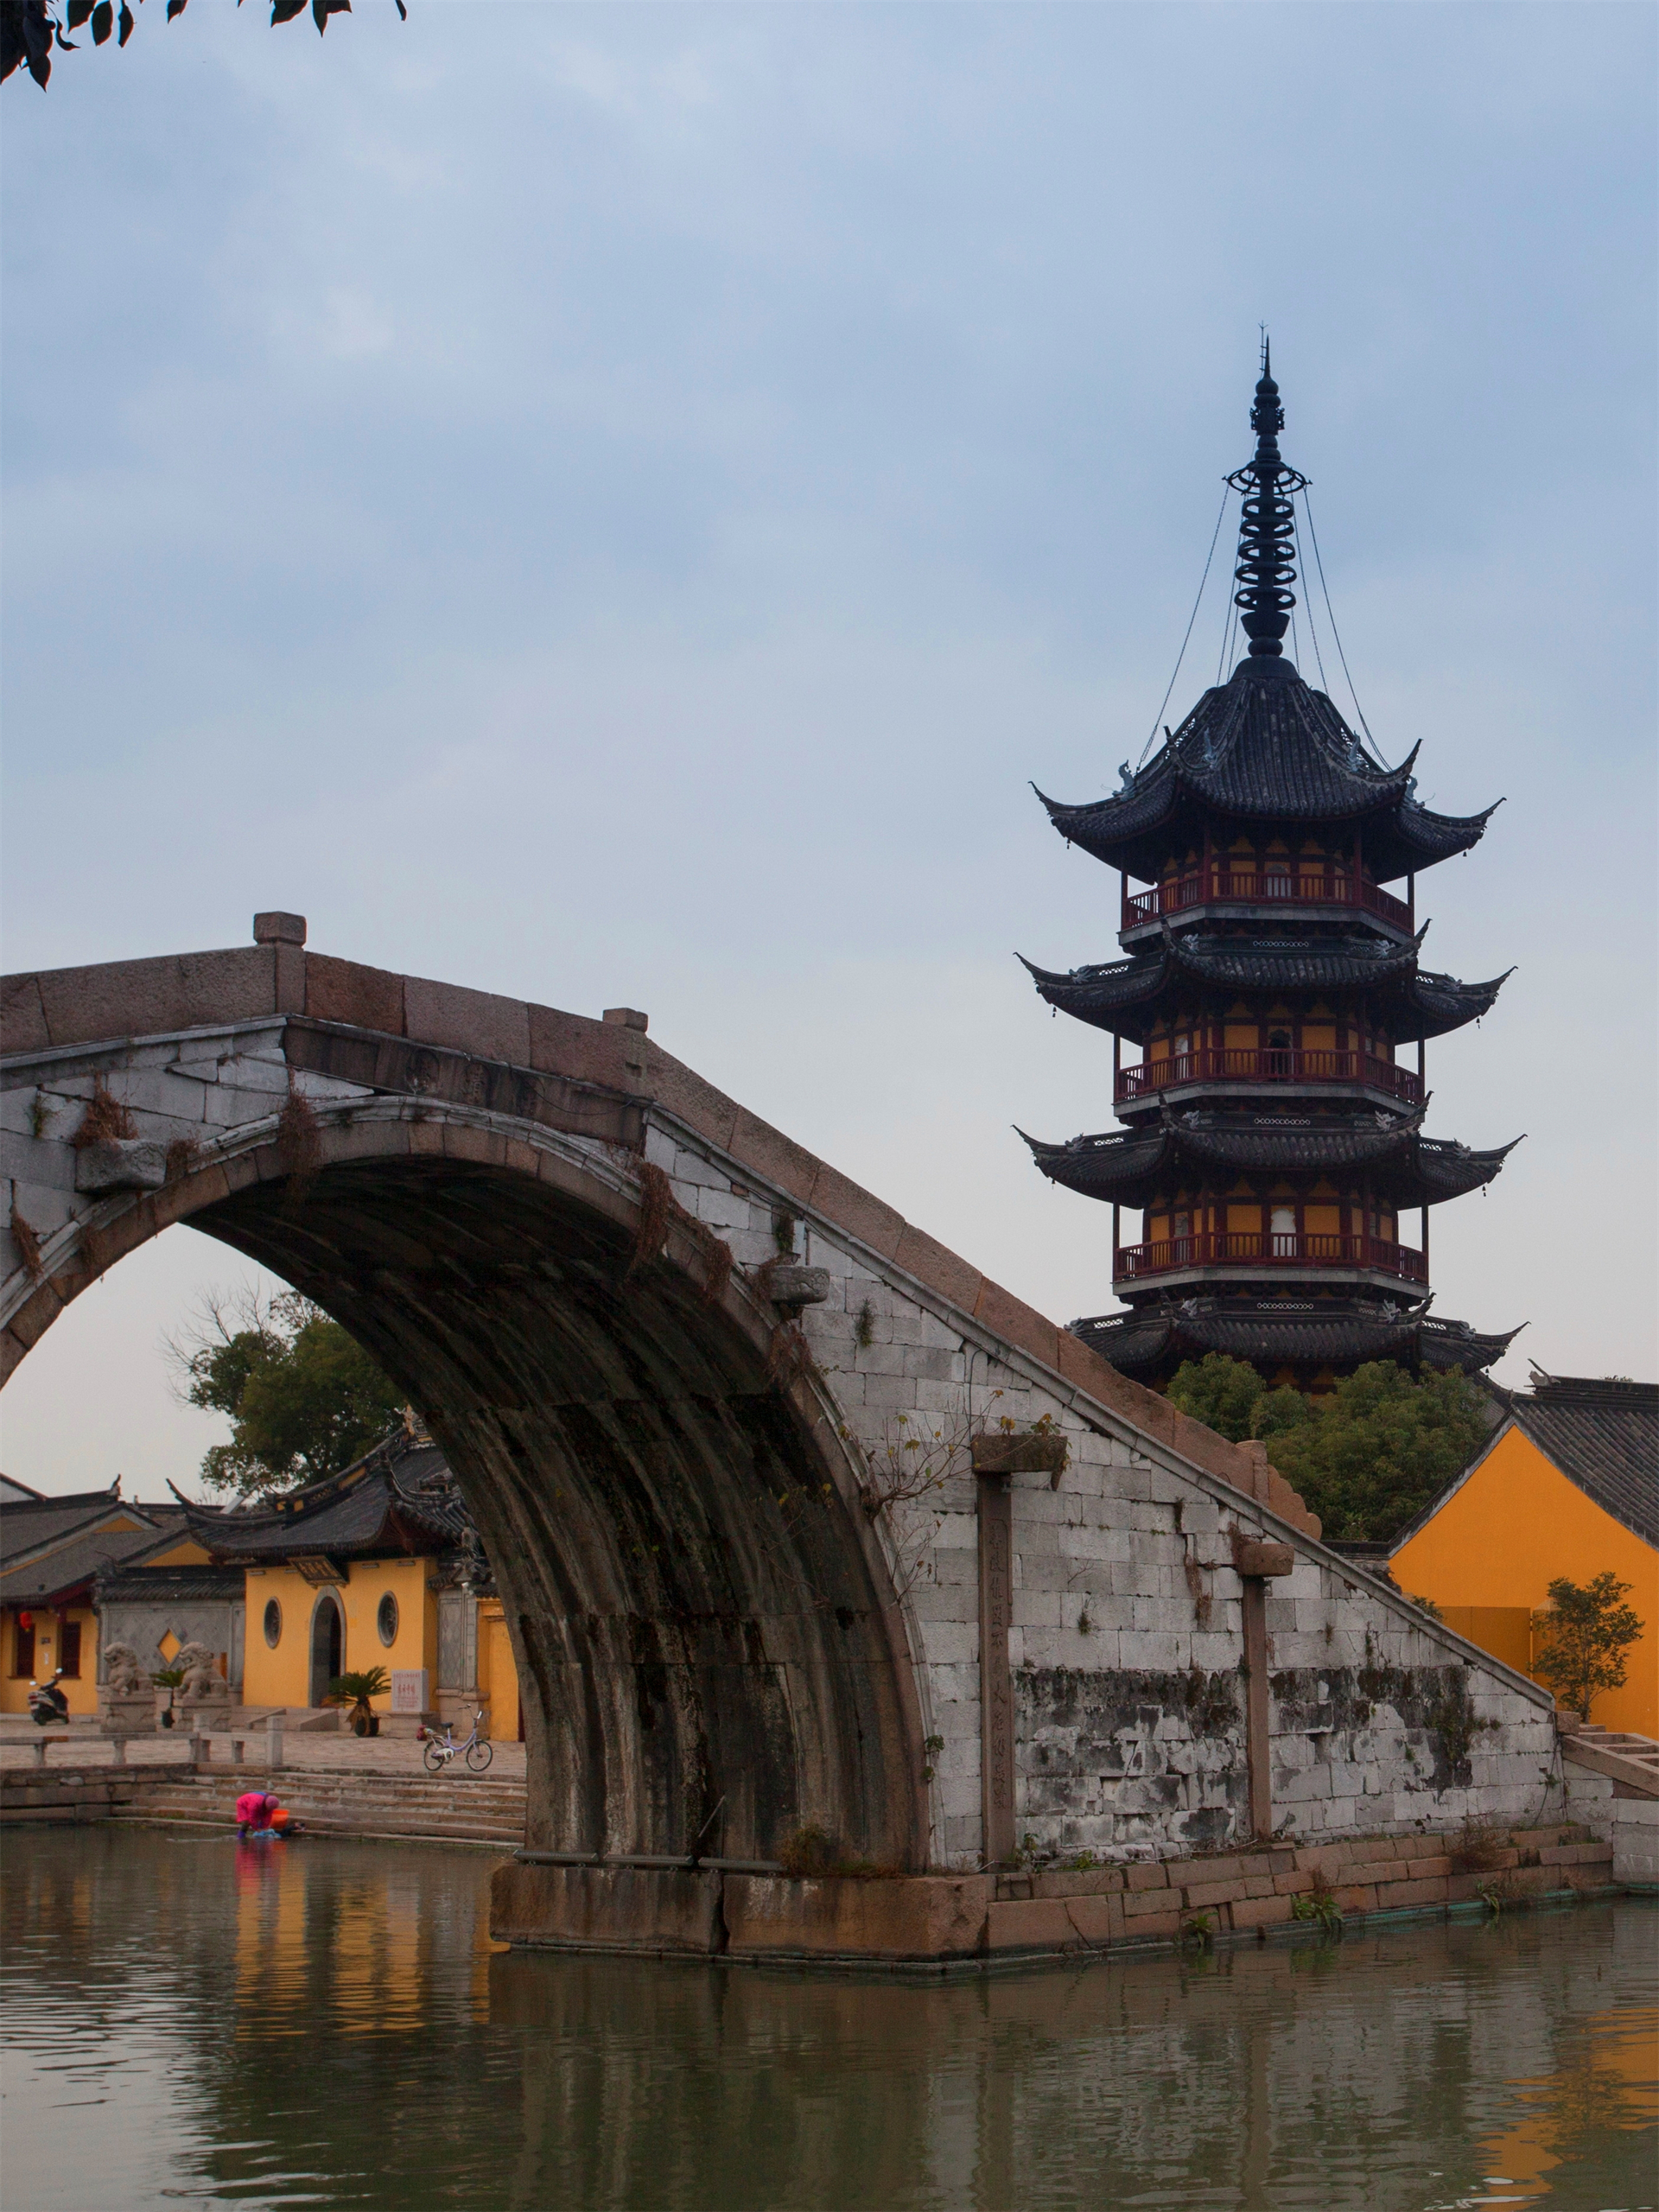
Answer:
[{"left": 1021, "top": 356, "right": 1522, "bottom": 1389}]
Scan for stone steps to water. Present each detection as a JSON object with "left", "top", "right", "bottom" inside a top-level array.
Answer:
[
  {"left": 1560, "top": 1723, "right": 1659, "bottom": 1798},
  {"left": 110, "top": 1767, "right": 526, "bottom": 1847}
]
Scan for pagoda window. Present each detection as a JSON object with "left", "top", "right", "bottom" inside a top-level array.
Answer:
[
  {"left": 1269, "top": 1204, "right": 1296, "bottom": 1254},
  {"left": 1263, "top": 859, "right": 1293, "bottom": 901},
  {"left": 1265, "top": 1027, "right": 1292, "bottom": 1074},
  {"left": 1172, "top": 1210, "right": 1192, "bottom": 1260}
]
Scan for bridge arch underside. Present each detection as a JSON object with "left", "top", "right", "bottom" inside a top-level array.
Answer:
[{"left": 178, "top": 1147, "right": 918, "bottom": 1870}]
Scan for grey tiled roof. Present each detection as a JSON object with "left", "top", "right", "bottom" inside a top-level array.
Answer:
[
  {"left": 0, "top": 1491, "right": 130, "bottom": 1567},
  {"left": 1023, "top": 1114, "right": 1518, "bottom": 1210},
  {"left": 1035, "top": 656, "right": 1497, "bottom": 882},
  {"left": 94, "top": 1562, "right": 247, "bottom": 1605},
  {"left": 1071, "top": 1299, "right": 1520, "bottom": 1377},
  {"left": 182, "top": 1433, "right": 473, "bottom": 1562},
  {"left": 1020, "top": 936, "right": 1510, "bottom": 1046},
  {"left": 0, "top": 1520, "right": 185, "bottom": 1605},
  {"left": 1510, "top": 1377, "right": 1658, "bottom": 1549}
]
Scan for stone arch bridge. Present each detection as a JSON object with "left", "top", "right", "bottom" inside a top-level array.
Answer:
[{"left": 2, "top": 917, "right": 1554, "bottom": 1955}]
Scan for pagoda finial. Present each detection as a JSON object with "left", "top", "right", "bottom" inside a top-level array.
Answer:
[{"left": 1228, "top": 340, "right": 1306, "bottom": 659}]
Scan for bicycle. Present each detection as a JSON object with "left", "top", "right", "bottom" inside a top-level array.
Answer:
[{"left": 416, "top": 1710, "right": 493, "bottom": 1773}]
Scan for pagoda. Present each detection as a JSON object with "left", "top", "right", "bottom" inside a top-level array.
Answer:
[{"left": 1020, "top": 356, "right": 1523, "bottom": 1390}]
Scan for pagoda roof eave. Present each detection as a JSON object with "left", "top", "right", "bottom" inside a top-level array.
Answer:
[
  {"left": 1020, "top": 940, "right": 1512, "bottom": 1046},
  {"left": 1036, "top": 658, "right": 1501, "bottom": 883},
  {"left": 1022, "top": 1116, "right": 1522, "bottom": 1208},
  {"left": 1071, "top": 1298, "right": 1523, "bottom": 1377}
]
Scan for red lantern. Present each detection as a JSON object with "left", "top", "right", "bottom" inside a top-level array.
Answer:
[{"left": 17, "top": 1611, "right": 32, "bottom": 1631}]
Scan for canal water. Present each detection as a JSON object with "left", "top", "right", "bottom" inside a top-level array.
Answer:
[{"left": 1, "top": 1829, "right": 1653, "bottom": 2211}]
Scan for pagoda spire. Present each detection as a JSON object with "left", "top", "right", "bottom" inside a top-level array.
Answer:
[{"left": 1227, "top": 340, "right": 1307, "bottom": 658}]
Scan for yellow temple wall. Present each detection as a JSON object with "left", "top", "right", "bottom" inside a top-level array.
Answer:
[
  {"left": 242, "top": 1557, "right": 438, "bottom": 1712},
  {"left": 1392, "top": 1427, "right": 1658, "bottom": 1736}
]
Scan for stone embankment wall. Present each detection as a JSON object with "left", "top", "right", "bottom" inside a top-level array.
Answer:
[
  {"left": 493, "top": 1820, "right": 1617, "bottom": 1967},
  {"left": 2, "top": 935, "right": 1559, "bottom": 1879}
]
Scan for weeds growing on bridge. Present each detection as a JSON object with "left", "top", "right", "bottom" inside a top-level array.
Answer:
[
  {"left": 276, "top": 1084, "right": 322, "bottom": 1210},
  {"left": 70, "top": 1077, "right": 136, "bottom": 1148},
  {"left": 9, "top": 1203, "right": 43, "bottom": 1277},
  {"left": 625, "top": 1160, "right": 734, "bottom": 1309}
]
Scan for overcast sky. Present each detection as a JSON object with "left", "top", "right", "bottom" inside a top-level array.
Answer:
[{"left": 3, "top": 1, "right": 1654, "bottom": 1497}]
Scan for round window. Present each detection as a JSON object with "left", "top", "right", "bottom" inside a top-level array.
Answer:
[
  {"left": 377, "top": 1592, "right": 399, "bottom": 1648},
  {"left": 263, "top": 1599, "right": 283, "bottom": 1649}
]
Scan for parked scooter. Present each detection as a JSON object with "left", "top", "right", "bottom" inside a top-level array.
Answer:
[{"left": 27, "top": 1675, "right": 69, "bottom": 1726}]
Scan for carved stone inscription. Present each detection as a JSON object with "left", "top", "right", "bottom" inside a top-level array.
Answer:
[{"left": 977, "top": 1472, "right": 1015, "bottom": 1866}]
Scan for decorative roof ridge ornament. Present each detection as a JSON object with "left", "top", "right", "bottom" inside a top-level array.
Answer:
[{"left": 1225, "top": 337, "right": 1307, "bottom": 661}]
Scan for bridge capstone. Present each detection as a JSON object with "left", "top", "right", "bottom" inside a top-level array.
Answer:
[{"left": 2, "top": 924, "right": 1558, "bottom": 1905}]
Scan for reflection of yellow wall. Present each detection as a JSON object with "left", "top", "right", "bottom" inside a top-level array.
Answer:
[
  {"left": 241, "top": 1558, "right": 438, "bottom": 1711},
  {"left": 477, "top": 1601, "right": 521, "bottom": 1740},
  {"left": 1393, "top": 1426, "right": 1658, "bottom": 1735},
  {"left": 1, "top": 1605, "right": 100, "bottom": 1715}
]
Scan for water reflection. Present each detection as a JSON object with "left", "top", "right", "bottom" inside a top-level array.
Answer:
[{"left": 3, "top": 1829, "right": 1653, "bottom": 2211}]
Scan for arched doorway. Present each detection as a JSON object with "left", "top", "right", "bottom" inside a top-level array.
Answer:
[{"left": 308, "top": 1592, "right": 343, "bottom": 1709}]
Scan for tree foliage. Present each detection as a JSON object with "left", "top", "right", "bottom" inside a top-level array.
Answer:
[
  {"left": 1164, "top": 1352, "right": 1264, "bottom": 1442},
  {"left": 3, "top": 0, "right": 404, "bottom": 92},
  {"left": 1531, "top": 1573, "right": 1645, "bottom": 1720},
  {"left": 1166, "top": 1352, "right": 1492, "bottom": 1543},
  {"left": 168, "top": 1287, "right": 404, "bottom": 1500}
]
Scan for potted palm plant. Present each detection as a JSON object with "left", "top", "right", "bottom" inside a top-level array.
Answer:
[
  {"left": 151, "top": 1663, "right": 186, "bottom": 1728},
  {"left": 327, "top": 1667, "right": 390, "bottom": 1737}
]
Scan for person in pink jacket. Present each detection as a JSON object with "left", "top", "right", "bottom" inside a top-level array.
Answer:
[{"left": 235, "top": 1790, "right": 281, "bottom": 1839}]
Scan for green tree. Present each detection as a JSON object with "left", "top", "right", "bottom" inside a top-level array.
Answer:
[
  {"left": 1169, "top": 1351, "right": 1491, "bottom": 1543},
  {"left": 168, "top": 1287, "right": 404, "bottom": 1500},
  {"left": 1166, "top": 1353, "right": 1267, "bottom": 1442},
  {"left": 1262, "top": 1362, "right": 1490, "bottom": 1544},
  {"left": 1531, "top": 1573, "right": 1645, "bottom": 1720}
]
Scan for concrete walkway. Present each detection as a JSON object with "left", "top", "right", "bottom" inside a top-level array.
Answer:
[{"left": 0, "top": 1724, "right": 526, "bottom": 1782}]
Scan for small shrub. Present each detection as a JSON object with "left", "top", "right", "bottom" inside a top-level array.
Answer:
[
  {"left": 854, "top": 1300, "right": 876, "bottom": 1350},
  {"left": 1179, "top": 1910, "right": 1215, "bottom": 1949},
  {"left": 1290, "top": 1880, "right": 1344, "bottom": 1938},
  {"left": 1532, "top": 1573, "right": 1645, "bottom": 1720},
  {"left": 1449, "top": 1817, "right": 1510, "bottom": 1873}
]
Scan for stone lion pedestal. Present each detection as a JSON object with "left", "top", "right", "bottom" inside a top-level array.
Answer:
[
  {"left": 174, "top": 1642, "right": 233, "bottom": 1731},
  {"left": 99, "top": 1643, "right": 159, "bottom": 1740}
]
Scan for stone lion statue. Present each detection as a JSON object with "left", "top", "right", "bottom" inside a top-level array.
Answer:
[
  {"left": 102, "top": 1642, "right": 149, "bottom": 1697},
  {"left": 175, "top": 1642, "right": 230, "bottom": 1705}
]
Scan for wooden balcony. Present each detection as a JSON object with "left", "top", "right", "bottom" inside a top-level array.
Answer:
[
  {"left": 1122, "top": 867, "right": 1413, "bottom": 933},
  {"left": 1116, "top": 1048, "right": 1423, "bottom": 1108},
  {"left": 1115, "top": 1231, "right": 1428, "bottom": 1287}
]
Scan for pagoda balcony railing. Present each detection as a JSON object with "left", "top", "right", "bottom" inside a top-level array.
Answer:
[
  {"left": 1115, "top": 1231, "right": 1428, "bottom": 1287},
  {"left": 1116, "top": 1047, "right": 1423, "bottom": 1107},
  {"left": 1122, "top": 868, "right": 1413, "bottom": 932}
]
